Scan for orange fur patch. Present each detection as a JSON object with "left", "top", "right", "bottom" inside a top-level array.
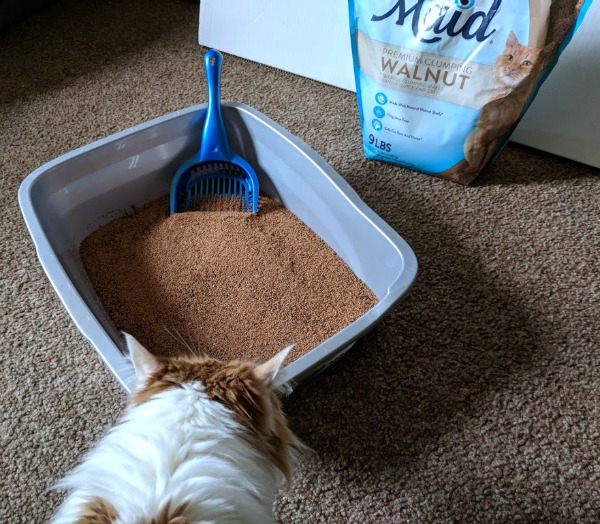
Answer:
[
  {"left": 76, "top": 497, "right": 118, "bottom": 524},
  {"left": 146, "top": 500, "right": 190, "bottom": 524}
]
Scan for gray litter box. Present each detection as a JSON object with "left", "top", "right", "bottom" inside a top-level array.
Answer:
[{"left": 18, "top": 102, "right": 418, "bottom": 394}]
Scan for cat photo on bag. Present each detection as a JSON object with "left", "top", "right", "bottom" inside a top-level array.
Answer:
[{"left": 440, "top": 30, "right": 556, "bottom": 183}]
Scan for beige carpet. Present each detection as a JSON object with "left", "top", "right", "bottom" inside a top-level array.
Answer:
[{"left": 1, "top": 1, "right": 599, "bottom": 522}]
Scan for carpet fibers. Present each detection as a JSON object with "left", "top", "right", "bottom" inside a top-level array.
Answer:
[{"left": 1, "top": 1, "right": 599, "bottom": 522}]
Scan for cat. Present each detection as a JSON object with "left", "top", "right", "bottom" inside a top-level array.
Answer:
[
  {"left": 50, "top": 334, "right": 304, "bottom": 524},
  {"left": 436, "top": 32, "right": 555, "bottom": 184},
  {"left": 487, "top": 31, "right": 546, "bottom": 102}
]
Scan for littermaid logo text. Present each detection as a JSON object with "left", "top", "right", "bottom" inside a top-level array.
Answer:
[{"left": 371, "top": 0, "right": 502, "bottom": 43}]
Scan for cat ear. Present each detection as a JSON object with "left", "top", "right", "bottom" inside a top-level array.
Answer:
[
  {"left": 506, "top": 31, "right": 518, "bottom": 46},
  {"left": 253, "top": 345, "right": 294, "bottom": 385},
  {"left": 123, "top": 332, "right": 160, "bottom": 383}
]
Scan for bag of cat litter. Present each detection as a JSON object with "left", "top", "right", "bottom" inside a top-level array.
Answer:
[{"left": 348, "top": 0, "right": 594, "bottom": 185}]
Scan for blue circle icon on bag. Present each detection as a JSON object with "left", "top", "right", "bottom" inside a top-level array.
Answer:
[
  {"left": 373, "top": 106, "right": 385, "bottom": 118},
  {"left": 375, "top": 92, "right": 388, "bottom": 105},
  {"left": 372, "top": 119, "right": 383, "bottom": 131}
]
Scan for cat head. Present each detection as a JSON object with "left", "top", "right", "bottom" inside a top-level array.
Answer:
[
  {"left": 493, "top": 31, "right": 546, "bottom": 89},
  {"left": 124, "top": 333, "right": 303, "bottom": 483}
]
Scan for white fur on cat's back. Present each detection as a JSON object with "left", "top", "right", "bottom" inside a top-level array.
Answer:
[{"left": 50, "top": 383, "right": 281, "bottom": 524}]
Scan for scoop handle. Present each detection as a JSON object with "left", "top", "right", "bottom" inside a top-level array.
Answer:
[{"left": 200, "top": 49, "right": 231, "bottom": 161}]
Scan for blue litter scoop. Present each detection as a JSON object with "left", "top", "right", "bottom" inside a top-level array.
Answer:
[{"left": 170, "top": 49, "right": 259, "bottom": 214}]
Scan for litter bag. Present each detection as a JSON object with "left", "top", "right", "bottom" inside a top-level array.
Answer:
[{"left": 348, "top": 0, "right": 593, "bottom": 184}]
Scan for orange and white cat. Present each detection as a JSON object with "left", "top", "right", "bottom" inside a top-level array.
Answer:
[{"left": 50, "top": 334, "right": 303, "bottom": 524}]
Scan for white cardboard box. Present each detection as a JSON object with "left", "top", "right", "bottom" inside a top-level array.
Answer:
[{"left": 199, "top": 0, "right": 600, "bottom": 168}]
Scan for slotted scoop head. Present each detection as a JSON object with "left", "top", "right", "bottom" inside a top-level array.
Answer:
[{"left": 170, "top": 49, "right": 259, "bottom": 213}]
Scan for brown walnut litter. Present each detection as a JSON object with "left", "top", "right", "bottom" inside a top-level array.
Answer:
[{"left": 80, "top": 195, "right": 377, "bottom": 365}]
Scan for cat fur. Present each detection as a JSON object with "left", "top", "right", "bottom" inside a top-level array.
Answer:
[{"left": 49, "top": 334, "right": 302, "bottom": 524}]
